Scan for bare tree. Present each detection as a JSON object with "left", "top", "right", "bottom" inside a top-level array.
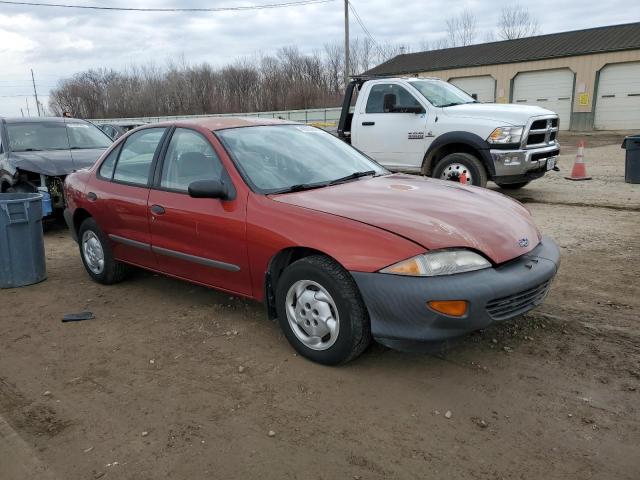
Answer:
[
  {"left": 445, "top": 10, "right": 478, "bottom": 47},
  {"left": 498, "top": 5, "right": 540, "bottom": 40}
]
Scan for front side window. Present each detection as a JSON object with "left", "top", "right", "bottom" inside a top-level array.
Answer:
[
  {"left": 365, "top": 84, "right": 422, "bottom": 113},
  {"left": 217, "top": 125, "right": 387, "bottom": 193},
  {"left": 160, "top": 128, "right": 223, "bottom": 192},
  {"left": 409, "top": 80, "right": 476, "bottom": 107},
  {"left": 113, "top": 128, "right": 166, "bottom": 186},
  {"left": 98, "top": 145, "right": 121, "bottom": 180},
  {"left": 5, "top": 121, "right": 112, "bottom": 152}
]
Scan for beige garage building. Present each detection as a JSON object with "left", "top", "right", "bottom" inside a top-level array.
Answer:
[{"left": 363, "top": 22, "right": 640, "bottom": 131}]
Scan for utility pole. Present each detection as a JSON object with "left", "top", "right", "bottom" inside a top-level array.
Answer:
[
  {"left": 344, "top": 0, "right": 349, "bottom": 88},
  {"left": 31, "top": 69, "right": 41, "bottom": 117},
  {"left": 20, "top": 108, "right": 24, "bottom": 118},
  {"left": 25, "top": 97, "right": 31, "bottom": 117}
]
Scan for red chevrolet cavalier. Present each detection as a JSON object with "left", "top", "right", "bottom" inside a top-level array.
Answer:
[{"left": 64, "top": 118, "right": 560, "bottom": 365}]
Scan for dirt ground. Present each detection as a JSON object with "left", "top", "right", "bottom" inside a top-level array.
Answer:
[{"left": 1, "top": 134, "right": 639, "bottom": 480}]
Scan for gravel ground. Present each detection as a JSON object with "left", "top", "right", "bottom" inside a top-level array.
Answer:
[{"left": 1, "top": 135, "right": 639, "bottom": 479}]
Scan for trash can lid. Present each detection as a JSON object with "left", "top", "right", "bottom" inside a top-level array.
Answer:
[
  {"left": 0, "top": 192, "right": 43, "bottom": 203},
  {"left": 621, "top": 135, "right": 640, "bottom": 149}
]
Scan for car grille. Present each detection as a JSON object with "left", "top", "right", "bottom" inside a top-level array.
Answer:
[
  {"left": 525, "top": 117, "right": 558, "bottom": 148},
  {"left": 486, "top": 280, "right": 551, "bottom": 320}
]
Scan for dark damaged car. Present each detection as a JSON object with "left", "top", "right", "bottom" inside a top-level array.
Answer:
[{"left": 0, "top": 117, "right": 112, "bottom": 217}]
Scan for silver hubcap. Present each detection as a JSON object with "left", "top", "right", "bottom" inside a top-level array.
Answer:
[
  {"left": 285, "top": 280, "right": 340, "bottom": 351},
  {"left": 82, "top": 230, "right": 105, "bottom": 275},
  {"left": 440, "top": 163, "right": 473, "bottom": 184}
]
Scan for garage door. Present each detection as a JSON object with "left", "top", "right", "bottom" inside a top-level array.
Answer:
[
  {"left": 594, "top": 62, "right": 640, "bottom": 130},
  {"left": 512, "top": 69, "right": 574, "bottom": 130},
  {"left": 450, "top": 76, "right": 495, "bottom": 103}
]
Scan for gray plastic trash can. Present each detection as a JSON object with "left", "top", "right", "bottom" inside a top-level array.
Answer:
[
  {"left": 0, "top": 193, "right": 47, "bottom": 288},
  {"left": 621, "top": 135, "right": 640, "bottom": 184}
]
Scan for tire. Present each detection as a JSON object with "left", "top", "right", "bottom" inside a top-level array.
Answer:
[
  {"left": 432, "top": 152, "right": 488, "bottom": 188},
  {"left": 6, "top": 182, "right": 36, "bottom": 193},
  {"left": 275, "top": 255, "right": 371, "bottom": 365},
  {"left": 496, "top": 181, "right": 530, "bottom": 190},
  {"left": 78, "top": 217, "right": 129, "bottom": 284}
]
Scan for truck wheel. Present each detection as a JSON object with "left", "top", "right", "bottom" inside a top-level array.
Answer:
[
  {"left": 432, "top": 153, "right": 487, "bottom": 188},
  {"left": 496, "top": 181, "right": 530, "bottom": 190},
  {"left": 78, "top": 218, "right": 130, "bottom": 284},
  {"left": 275, "top": 255, "right": 371, "bottom": 365}
]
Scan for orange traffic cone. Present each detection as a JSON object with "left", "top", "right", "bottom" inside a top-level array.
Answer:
[
  {"left": 565, "top": 140, "right": 592, "bottom": 181},
  {"left": 459, "top": 172, "right": 468, "bottom": 184}
]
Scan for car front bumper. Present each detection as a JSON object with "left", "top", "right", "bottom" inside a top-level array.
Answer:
[
  {"left": 490, "top": 143, "right": 560, "bottom": 182},
  {"left": 351, "top": 236, "right": 560, "bottom": 351}
]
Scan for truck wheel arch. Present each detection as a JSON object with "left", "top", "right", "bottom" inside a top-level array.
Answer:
[{"left": 421, "top": 132, "right": 495, "bottom": 178}]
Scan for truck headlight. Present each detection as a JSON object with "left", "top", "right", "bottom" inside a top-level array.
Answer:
[
  {"left": 380, "top": 250, "right": 491, "bottom": 276},
  {"left": 487, "top": 126, "right": 524, "bottom": 144}
]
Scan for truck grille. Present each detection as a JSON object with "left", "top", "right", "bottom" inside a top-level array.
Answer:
[
  {"left": 486, "top": 280, "right": 551, "bottom": 320},
  {"left": 525, "top": 117, "right": 559, "bottom": 148}
]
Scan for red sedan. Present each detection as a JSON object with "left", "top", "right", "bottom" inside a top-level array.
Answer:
[{"left": 64, "top": 118, "right": 560, "bottom": 365}]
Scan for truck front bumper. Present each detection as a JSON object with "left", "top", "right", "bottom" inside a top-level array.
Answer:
[
  {"left": 490, "top": 143, "right": 560, "bottom": 183},
  {"left": 351, "top": 236, "right": 560, "bottom": 351}
]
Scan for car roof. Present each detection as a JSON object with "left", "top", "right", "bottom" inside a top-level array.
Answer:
[
  {"left": 152, "top": 116, "right": 298, "bottom": 131},
  {"left": 1, "top": 116, "right": 91, "bottom": 125}
]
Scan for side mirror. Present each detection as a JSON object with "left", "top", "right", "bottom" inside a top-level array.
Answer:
[
  {"left": 404, "top": 106, "right": 425, "bottom": 114},
  {"left": 188, "top": 179, "right": 229, "bottom": 200}
]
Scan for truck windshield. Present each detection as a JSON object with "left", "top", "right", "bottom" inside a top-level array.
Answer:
[
  {"left": 6, "top": 121, "right": 112, "bottom": 152},
  {"left": 409, "top": 80, "right": 476, "bottom": 108},
  {"left": 217, "top": 125, "right": 387, "bottom": 194}
]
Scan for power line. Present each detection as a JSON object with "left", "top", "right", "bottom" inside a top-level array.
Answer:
[
  {"left": 0, "top": 0, "right": 333, "bottom": 12},
  {"left": 347, "top": 1, "right": 383, "bottom": 55}
]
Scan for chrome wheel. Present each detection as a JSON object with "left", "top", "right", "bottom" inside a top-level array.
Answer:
[
  {"left": 285, "top": 280, "right": 340, "bottom": 351},
  {"left": 82, "top": 230, "right": 105, "bottom": 275},
  {"left": 440, "top": 162, "right": 473, "bottom": 184}
]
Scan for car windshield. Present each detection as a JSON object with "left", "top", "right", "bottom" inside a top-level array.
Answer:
[
  {"left": 409, "top": 80, "right": 476, "bottom": 107},
  {"left": 216, "top": 125, "right": 388, "bottom": 193},
  {"left": 6, "top": 121, "right": 112, "bottom": 152}
]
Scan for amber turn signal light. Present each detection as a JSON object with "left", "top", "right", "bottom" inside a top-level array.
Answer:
[{"left": 427, "top": 300, "right": 468, "bottom": 317}]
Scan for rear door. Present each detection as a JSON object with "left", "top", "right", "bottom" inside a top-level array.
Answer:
[
  {"left": 352, "top": 82, "right": 428, "bottom": 169},
  {"left": 87, "top": 127, "right": 167, "bottom": 268},
  {"left": 147, "top": 127, "right": 252, "bottom": 296}
]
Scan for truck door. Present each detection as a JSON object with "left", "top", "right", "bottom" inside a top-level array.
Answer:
[{"left": 353, "top": 82, "right": 428, "bottom": 169}]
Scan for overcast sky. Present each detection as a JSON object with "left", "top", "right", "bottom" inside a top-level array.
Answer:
[{"left": 0, "top": 0, "right": 637, "bottom": 116}]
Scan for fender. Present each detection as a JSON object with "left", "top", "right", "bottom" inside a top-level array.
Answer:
[{"left": 423, "top": 131, "right": 495, "bottom": 176}]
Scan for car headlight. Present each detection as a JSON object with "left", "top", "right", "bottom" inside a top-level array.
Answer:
[
  {"left": 487, "top": 126, "right": 524, "bottom": 144},
  {"left": 380, "top": 250, "right": 491, "bottom": 276}
]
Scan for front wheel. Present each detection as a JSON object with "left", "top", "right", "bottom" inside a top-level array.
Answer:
[
  {"left": 432, "top": 152, "right": 488, "bottom": 188},
  {"left": 275, "top": 255, "right": 371, "bottom": 365},
  {"left": 78, "top": 218, "right": 130, "bottom": 284},
  {"left": 496, "top": 181, "right": 530, "bottom": 190}
]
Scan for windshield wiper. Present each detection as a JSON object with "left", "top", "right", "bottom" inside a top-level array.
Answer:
[
  {"left": 16, "top": 148, "right": 44, "bottom": 152},
  {"left": 271, "top": 182, "right": 329, "bottom": 194},
  {"left": 328, "top": 170, "right": 377, "bottom": 185}
]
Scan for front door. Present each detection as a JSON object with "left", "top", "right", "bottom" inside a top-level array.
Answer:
[
  {"left": 354, "top": 82, "right": 428, "bottom": 169},
  {"left": 147, "top": 127, "right": 252, "bottom": 296}
]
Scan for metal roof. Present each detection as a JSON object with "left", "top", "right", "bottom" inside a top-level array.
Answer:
[{"left": 363, "top": 22, "right": 640, "bottom": 76}]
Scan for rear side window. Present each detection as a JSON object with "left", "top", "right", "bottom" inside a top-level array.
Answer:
[
  {"left": 113, "top": 128, "right": 166, "bottom": 186},
  {"left": 98, "top": 145, "right": 121, "bottom": 180},
  {"left": 365, "top": 84, "right": 422, "bottom": 113},
  {"left": 160, "top": 128, "right": 222, "bottom": 192}
]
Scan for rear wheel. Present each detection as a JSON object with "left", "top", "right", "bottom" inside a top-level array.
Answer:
[
  {"left": 78, "top": 217, "right": 130, "bottom": 284},
  {"left": 432, "top": 152, "right": 487, "bottom": 188},
  {"left": 275, "top": 255, "right": 371, "bottom": 365},
  {"left": 496, "top": 181, "right": 530, "bottom": 190}
]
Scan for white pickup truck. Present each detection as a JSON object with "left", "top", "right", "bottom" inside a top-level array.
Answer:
[{"left": 337, "top": 76, "right": 560, "bottom": 189}]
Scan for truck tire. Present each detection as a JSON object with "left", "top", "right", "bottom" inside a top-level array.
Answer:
[
  {"left": 432, "top": 152, "right": 487, "bottom": 188},
  {"left": 496, "top": 181, "right": 530, "bottom": 190},
  {"left": 275, "top": 255, "right": 371, "bottom": 365}
]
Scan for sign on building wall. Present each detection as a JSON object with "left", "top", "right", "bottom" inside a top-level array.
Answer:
[{"left": 579, "top": 93, "right": 590, "bottom": 106}]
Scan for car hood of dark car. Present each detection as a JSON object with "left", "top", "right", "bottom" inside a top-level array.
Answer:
[
  {"left": 271, "top": 173, "right": 542, "bottom": 265},
  {"left": 7, "top": 148, "right": 106, "bottom": 176}
]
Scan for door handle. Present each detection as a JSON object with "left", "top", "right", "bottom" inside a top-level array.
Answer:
[
  {"left": 362, "top": 121, "right": 375, "bottom": 126},
  {"left": 86, "top": 192, "right": 97, "bottom": 202},
  {"left": 150, "top": 204, "right": 165, "bottom": 215}
]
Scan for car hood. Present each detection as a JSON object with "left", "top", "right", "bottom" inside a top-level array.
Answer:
[
  {"left": 271, "top": 174, "right": 541, "bottom": 265},
  {"left": 7, "top": 148, "right": 105, "bottom": 176},
  {"left": 442, "top": 103, "right": 556, "bottom": 126}
]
